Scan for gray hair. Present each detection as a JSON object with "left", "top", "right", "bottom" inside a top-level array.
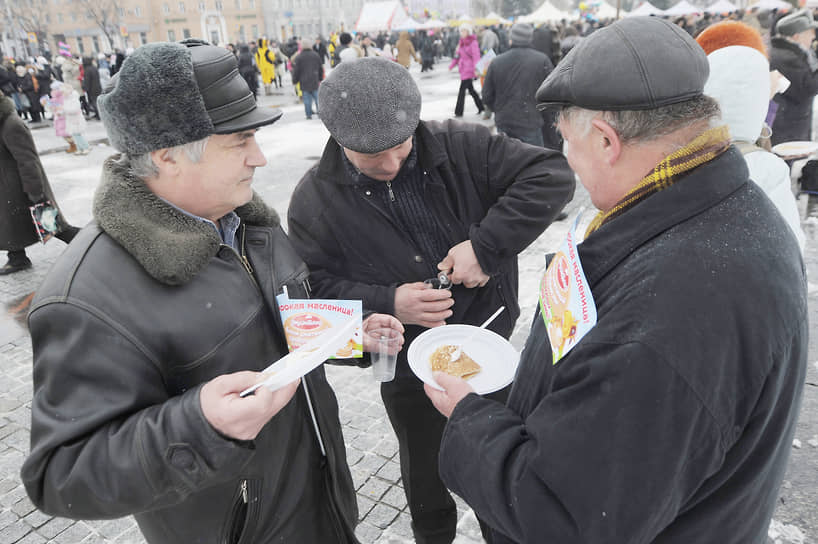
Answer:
[
  {"left": 559, "top": 95, "right": 722, "bottom": 145},
  {"left": 127, "top": 136, "right": 210, "bottom": 180}
]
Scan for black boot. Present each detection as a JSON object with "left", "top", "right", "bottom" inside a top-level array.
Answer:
[{"left": 0, "top": 250, "right": 32, "bottom": 275}]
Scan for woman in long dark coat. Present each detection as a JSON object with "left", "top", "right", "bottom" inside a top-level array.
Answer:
[{"left": 0, "top": 94, "right": 78, "bottom": 274}]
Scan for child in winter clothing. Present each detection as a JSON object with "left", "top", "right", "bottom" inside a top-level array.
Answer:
[{"left": 44, "top": 81, "right": 90, "bottom": 155}]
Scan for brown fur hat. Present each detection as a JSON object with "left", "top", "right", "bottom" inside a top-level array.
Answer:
[{"left": 696, "top": 21, "right": 767, "bottom": 58}]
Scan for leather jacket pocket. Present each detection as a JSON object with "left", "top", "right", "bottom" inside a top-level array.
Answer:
[{"left": 221, "top": 478, "right": 261, "bottom": 544}]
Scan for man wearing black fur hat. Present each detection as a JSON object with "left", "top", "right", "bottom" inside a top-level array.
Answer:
[
  {"left": 425, "top": 17, "right": 807, "bottom": 543},
  {"left": 21, "top": 39, "right": 403, "bottom": 544},
  {"left": 287, "top": 56, "right": 575, "bottom": 543}
]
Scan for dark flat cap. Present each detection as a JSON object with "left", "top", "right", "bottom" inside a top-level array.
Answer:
[
  {"left": 536, "top": 17, "right": 709, "bottom": 111},
  {"left": 776, "top": 9, "right": 818, "bottom": 37},
  {"left": 319, "top": 57, "right": 421, "bottom": 154}
]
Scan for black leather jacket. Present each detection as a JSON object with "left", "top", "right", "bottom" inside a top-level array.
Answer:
[{"left": 22, "top": 155, "right": 358, "bottom": 543}]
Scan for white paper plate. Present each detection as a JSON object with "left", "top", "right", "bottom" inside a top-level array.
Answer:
[
  {"left": 772, "top": 141, "right": 818, "bottom": 158},
  {"left": 407, "top": 324, "right": 519, "bottom": 394}
]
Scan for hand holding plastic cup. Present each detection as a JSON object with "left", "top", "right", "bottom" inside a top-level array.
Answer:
[{"left": 365, "top": 326, "right": 402, "bottom": 382}]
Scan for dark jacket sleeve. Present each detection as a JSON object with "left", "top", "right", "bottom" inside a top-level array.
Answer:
[
  {"left": 455, "top": 124, "right": 575, "bottom": 275},
  {"left": 4, "top": 117, "right": 47, "bottom": 202},
  {"left": 482, "top": 64, "right": 495, "bottom": 110},
  {"left": 21, "top": 302, "right": 254, "bottom": 519},
  {"left": 439, "top": 338, "right": 724, "bottom": 543},
  {"left": 291, "top": 55, "right": 301, "bottom": 85}
]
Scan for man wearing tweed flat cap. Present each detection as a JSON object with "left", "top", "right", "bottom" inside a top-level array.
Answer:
[
  {"left": 288, "top": 56, "right": 575, "bottom": 543},
  {"left": 22, "top": 39, "right": 404, "bottom": 544},
  {"left": 424, "top": 17, "right": 807, "bottom": 543}
]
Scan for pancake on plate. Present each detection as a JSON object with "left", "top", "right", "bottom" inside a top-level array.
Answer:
[{"left": 429, "top": 345, "right": 482, "bottom": 379}]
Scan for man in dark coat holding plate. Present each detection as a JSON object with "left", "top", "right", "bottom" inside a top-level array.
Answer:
[{"left": 426, "top": 17, "right": 807, "bottom": 544}]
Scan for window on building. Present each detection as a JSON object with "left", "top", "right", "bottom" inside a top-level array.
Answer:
[
  {"left": 179, "top": 2, "right": 185, "bottom": 12},
  {"left": 163, "top": 3, "right": 170, "bottom": 14},
  {"left": 168, "top": 29, "right": 176, "bottom": 41},
  {"left": 183, "top": 28, "right": 191, "bottom": 38},
  {"left": 118, "top": 7, "right": 124, "bottom": 16},
  {"left": 135, "top": 6, "right": 142, "bottom": 15},
  {"left": 45, "top": 14, "right": 50, "bottom": 22},
  {"left": 77, "top": 38, "right": 85, "bottom": 54},
  {"left": 140, "top": 32, "right": 148, "bottom": 45},
  {"left": 92, "top": 36, "right": 100, "bottom": 52},
  {"left": 215, "top": 0, "right": 223, "bottom": 10},
  {"left": 252, "top": 24, "right": 258, "bottom": 39},
  {"left": 57, "top": 13, "right": 63, "bottom": 23},
  {"left": 71, "top": 12, "right": 77, "bottom": 21},
  {"left": 248, "top": 0, "right": 254, "bottom": 7},
  {"left": 235, "top": 0, "right": 241, "bottom": 9},
  {"left": 198, "top": 1, "right": 205, "bottom": 11}
]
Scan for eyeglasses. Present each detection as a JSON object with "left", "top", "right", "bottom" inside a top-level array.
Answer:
[{"left": 423, "top": 271, "right": 452, "bottom": 290}]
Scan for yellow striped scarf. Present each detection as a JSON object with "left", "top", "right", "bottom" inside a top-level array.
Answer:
[{"left": 585, "top": 125, "right": 731, "bottom": 238}]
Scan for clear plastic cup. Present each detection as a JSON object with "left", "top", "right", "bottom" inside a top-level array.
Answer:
[{"left": 367, "top": 327, "right": 401, "bottom": 382}]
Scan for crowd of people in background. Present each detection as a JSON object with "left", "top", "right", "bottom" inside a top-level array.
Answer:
[{"left": 1, "top": 6, "right": 816, "bottom": 156}]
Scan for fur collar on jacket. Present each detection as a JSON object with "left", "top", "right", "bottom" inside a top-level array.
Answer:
[{"left": 93, "top": 153, "right": 280, "bottom": 285}]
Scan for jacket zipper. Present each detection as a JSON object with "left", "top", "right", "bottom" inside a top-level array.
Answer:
[
  {"left": 241, "top": 479, "right": 248, "bottom": 503},
  {"left": 385, "top": 180, "right": 396, "bottom": 202},
  {"left": 239, "top": 224, "right": 254, "bottom": 276},
  {"left": 224, "top": 224, "right": 260, "bottom": 291}
]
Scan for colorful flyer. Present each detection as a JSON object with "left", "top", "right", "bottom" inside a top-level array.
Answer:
[
  {"left": 276, "top": 292, "right": 363, "bottom": 359},
  {"left": 539, "top": 215, "right": 597, "bottom": 364}
]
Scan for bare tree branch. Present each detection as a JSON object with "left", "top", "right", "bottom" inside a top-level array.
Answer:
[{"left": 75, "top": 0, "right": 122, "bottom": 51}]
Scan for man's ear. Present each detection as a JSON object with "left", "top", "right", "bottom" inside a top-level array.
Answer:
[
  {"left": 150, "top": 148, "right": 178, "bottom": 177},
  {"left": 591, "top": 118, "right": 622, "bottom": 167}
]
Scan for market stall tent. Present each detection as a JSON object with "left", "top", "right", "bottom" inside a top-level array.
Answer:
[
  {"left": 626, "top": 1, "right": 665, "bottom": 16},
  {"left": 751, "top": 0, "right": 792, "bottom": 10},
  {"left": 355, "top": 1, "right": 411, "bottom": 32},
  {"left": 519, "top": 1, "right": 572, "bottom": 23},
  {"left": 705, "top": 0, "right": 738, "bottom": 12},
  {"left": 419, "top": 18, "right": 447, "bottom": 29},
  {"left": 392, "top": 17, "right": 422, "bottom": 30},
  {"left": 474, "top": 11, "right": 513, "bottom": 25},
  {"left": 585, "top": 1, "right": 625, "bottom": 19},
  {"left": 663, "top": 0, "right": 701, "bottom": 15}
]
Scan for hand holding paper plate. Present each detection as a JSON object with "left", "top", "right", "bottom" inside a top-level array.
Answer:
[
  {"left": 408, "top": 324, "right": 519, "bottom": 395},
  {"left": 240, "top": 317, "right": 359, "bottom": 397}
]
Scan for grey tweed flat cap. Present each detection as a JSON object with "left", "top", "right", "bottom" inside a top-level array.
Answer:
[
  {"left": 536, "top": 17, "right": 709, "bottom": 111},
  {"left": 318, "top": 57, "right": 421, "bottom": 153},
  {"left": 98, "top": 39, "right": 281, "bottom": 155},
  {"left": 776, "top": 9, "right": 818, "bottom": 37}
]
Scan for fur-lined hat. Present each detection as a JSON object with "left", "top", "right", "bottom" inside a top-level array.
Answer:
[{"left": 98, "top": 39, "right": 282, "bottom": 155}]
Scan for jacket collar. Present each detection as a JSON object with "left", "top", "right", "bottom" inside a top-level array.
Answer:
[
  {"left": 314, "top": 120, "right": 449, "bottom": 185},
  {"left": 93, "top": 153, "right": 280, "bottom": 285},
  {"left": 578, "top": 146, "right": 748, "bottom": 287},
  {"left": 772, "top": 36, "right": 809, "bottom": 58}
]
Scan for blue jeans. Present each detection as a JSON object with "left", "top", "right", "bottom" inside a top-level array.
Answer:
[
  {"left": 303, "top": 90, "right": 318, "bottom": 118},
  {"left": 497, "top": 125, "right": 544, "bottom": 147}
]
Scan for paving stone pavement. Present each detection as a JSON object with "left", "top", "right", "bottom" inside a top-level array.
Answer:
[{"left": 1, "top": 65, "right": 816, "bottom": 544}]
